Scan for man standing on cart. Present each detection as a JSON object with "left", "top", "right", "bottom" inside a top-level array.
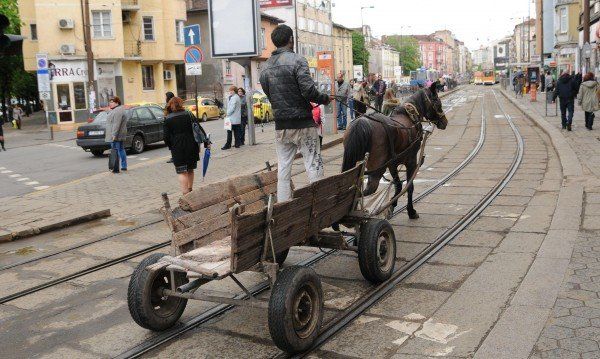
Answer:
[{"left": 260, "top": 25, "right": 331, "bottom": 202}]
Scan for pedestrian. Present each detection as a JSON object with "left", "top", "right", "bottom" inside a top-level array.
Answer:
[
  {"left": 163, "top": 96, "right": 210, "bottom": 194},
  {"left": 259, "top": 24, "right": 330, "bottom": 202},
  {"left": 12, "top": 104, "right": 23, "bottom": 130},
  {"left": 221, "top": 86, "right": 242, "bottom": 150},
  {"left": 237, "top": 87, "right": 248, "bottom": 145},
  {"left": 573, "top": 72, "right": 583, "bottom": 98},
  {"left": 373, "top": 74, "right": 387, "bottom": 112},
  {"left": 382, "top": 88, "right": 400, "bottom": 116},
  {"left": 335, "top": 73, "right": 350, "bottom": 130},
  {"left": 348, "top": 79, "right": 356, "bottom": 121},
  {"left": 105, "top": 96, "right": 128, "bottom": 173},
  {"left": 165, "top": 91, "right": 175, "bottom": 164},
  {"left": 553, "top": 72, "right": 577, "bottom": 131},
  {"left": 353, "top": 81, "right": 368, "bottom": 116},
  {"left": 311, "top": 102, "right": 323, "bottom": 148},
  {"left": 545, "top": 71, "right": 555, "bottom": 92},
  {"left": 578, "top": 72, "right": 599, "bottom": 130}
]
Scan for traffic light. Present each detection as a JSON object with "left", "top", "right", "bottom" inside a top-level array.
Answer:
[{"left": 0, "top": 14, "right": 24, "bottom": 56}]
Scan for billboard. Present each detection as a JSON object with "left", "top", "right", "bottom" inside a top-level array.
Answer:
[
  {"left": 259, "top": 0, "right": 293, "bottom": 7},
  {"left": 208, "top": 0, "right": 260, "bottom": 58}
]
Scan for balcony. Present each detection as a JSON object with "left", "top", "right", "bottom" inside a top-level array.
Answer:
[
  {"left": 122, "top": 0, "right": 140, "bottom": 11},
  {"left": 123, "top": 40, "right": 142, "bottom": 60},
  {"left": 555, "top": 33, "right": 576, "bottom": 45}
]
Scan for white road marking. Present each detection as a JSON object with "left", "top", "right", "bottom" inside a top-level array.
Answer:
[
  {"left": 34, "top": 186, "right": 50, "bottom": 190},
  {"left": 16, "top": 178, "right": 30, "bottom": 182},
  {"left": 1, "top": 170, "right": 13, "bottom": 174},
  {"left": 0, "top": 167, "right": 5, "bottom": 170},
  {"left": 9, "top": 174, "right": 21, "bottom": 178},
  {"left": 25, "top": 181, "right": 40, "bottom": 185},
  {"left": 127, "top": 155, "right": 137, "bottom": 159},
  {"left": 414, "top": 320, "right": 470, "bottom": 344},
  {"left": 139, "top": 157, "right": 149, "bottom": 161}
]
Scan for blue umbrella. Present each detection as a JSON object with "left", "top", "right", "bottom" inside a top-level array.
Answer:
[{"left": 202, "top": 134, "right": 211, "bottom": 180}]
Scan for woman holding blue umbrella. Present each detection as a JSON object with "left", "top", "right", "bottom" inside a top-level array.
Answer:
[{"left": 164, "top": 97, "right": 210, "bottom": 194}]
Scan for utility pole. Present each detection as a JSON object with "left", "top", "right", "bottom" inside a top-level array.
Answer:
[
  {"left": 81, "top": 0, "right": 96, "bottom": 112},
  {"left": 584, "top": 0, "right": 591, "bottom": 71},
  {"left": 539, "top": 0, "right": 544, "bottom": 71}
]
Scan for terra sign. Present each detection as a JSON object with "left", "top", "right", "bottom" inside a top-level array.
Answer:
[{"left": 49, "top": 61, "right": 88, "bottom": 82}]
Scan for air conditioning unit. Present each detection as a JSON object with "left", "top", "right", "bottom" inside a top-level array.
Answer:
[
  {"left": 122, "top": 12, "right": 132, "bottom": 24},
  {"left": 60, "top": 44, "right": 76, "bottom": 55},
  {"left": 163, "top": 70, "right": 173, "bottom": 80},
  {"left": 59, "top": 19, "right": 75, "bottom": 29}
]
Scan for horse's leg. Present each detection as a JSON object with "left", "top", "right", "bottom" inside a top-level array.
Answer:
[
  {"left": 388, "top": 164, "right": 402, "bottom": 209},
  {"left": 406, "top": 161, "right": 420, "bottom": 219}
]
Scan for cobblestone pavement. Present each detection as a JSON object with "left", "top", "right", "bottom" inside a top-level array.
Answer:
[{"left": 503, "top": 90, "right": 600, "bottom": 359}]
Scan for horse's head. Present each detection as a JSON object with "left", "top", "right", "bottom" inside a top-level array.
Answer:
[{"left": 422, "top": 82, "right": 448, "bottom": 130}]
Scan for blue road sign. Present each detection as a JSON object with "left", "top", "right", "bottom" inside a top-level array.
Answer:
[
  {"left": 184, "top": 46, "right": 204, "bottom": 64},
  {"left": 184, "top": 24, "right": 201, "bottom": 47}
]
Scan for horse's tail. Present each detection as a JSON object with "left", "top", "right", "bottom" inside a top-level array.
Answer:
[{"left": 342, "top": 117, "right": 372, "bottom": 172}]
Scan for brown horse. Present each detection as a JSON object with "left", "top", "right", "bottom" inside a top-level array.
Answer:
[{"left": 342, "top": 82, "right": 448, "bottom": 219}]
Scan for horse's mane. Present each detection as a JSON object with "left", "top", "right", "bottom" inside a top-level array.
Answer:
[{"left": 394, "top": 89, "right": 428, "bottom": 118}]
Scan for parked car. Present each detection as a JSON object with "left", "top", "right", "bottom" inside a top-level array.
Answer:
[
  {"left": 183, "top": 97, "right": 221, "bottom": 122},
  {"left": 252, "top": 92, "right": 273, "bottom": 123},
  {"left": 76, "top": 104, "right": 166, "bottom": 157}
]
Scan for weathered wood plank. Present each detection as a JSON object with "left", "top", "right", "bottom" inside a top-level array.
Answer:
[
  {"left": 173, "top": 212, "right": 230, "bottom": 248},
  {"left": 192, "top": 227, "right": 231, "bottom": 250}
]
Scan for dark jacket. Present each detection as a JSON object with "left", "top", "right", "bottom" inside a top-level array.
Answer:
[
  {"left": 373, "top": 79, "right": 387, "bottom": 97},
  {"left": 572, "top": 73, "right": 583, "bottom": 96},
  {"left": 164, "top": 111, "right": 200, "bottom": 167},
  {"left": 259, "top": 47, "right": 330, "bottom": 130},
  {"left": 553, "top": 74, "right": 576, "bottom": 101}
]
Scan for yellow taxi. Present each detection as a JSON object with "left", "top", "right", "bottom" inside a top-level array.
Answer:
[
  {"left": 183, "top": 97, "right": 221, "bottom": 122},
  {"left": 252, "top": 93, "right": 273, "bottom": 123}
]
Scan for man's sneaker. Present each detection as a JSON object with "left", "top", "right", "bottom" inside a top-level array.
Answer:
[{"left": 567, "top": 124, "right": 572, "bottom": 131}]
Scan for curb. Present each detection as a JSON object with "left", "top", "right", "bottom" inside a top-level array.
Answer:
[
  {"left": 475, "top": 89, "right": 585, "bottom": 358},
  {"left": 0, "top": 209, "right": 111, "bottom": 243}
]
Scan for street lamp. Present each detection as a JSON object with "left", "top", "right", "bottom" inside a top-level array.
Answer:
[{"left": 360, "top": 5, "right": 374, "bottom": 37}]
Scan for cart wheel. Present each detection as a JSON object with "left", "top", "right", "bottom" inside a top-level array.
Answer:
[
  {"left": 268, "top": 266, "right": 323, "bottom": 353},
  {"left": 127, "top": 253, "right": 188, "bottom": 331},
  {"left": 358, "top": 219, "right": 396, "bottom": 284}
]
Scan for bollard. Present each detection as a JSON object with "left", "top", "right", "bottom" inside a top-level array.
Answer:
[
  {"left": 530, "top": 85, "right": 537, "bottom": 102},
  {"left": 50, "top": 126, "right": 54, "bottom": 141}
]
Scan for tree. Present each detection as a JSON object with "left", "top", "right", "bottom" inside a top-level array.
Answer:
[
  {"left": 384, "top": 35, "right": 421, "bottom": 75},
  {"left": 352, "top": 31, "right": 369, "bottom": 75}
]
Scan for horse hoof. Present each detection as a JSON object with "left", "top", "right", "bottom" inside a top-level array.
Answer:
[{"left": 408, "top": 211, "right": 420, "bottom": 220}]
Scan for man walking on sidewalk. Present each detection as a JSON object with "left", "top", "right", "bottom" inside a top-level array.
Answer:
[
  {"left": 553, "top": 72, "right": 577, "bottom": 131},
  {"left": 335, "top": 73, "right": 350, "bottom": 130},
  {"left": 373, "top": 74, "right": 386, "bottom": 112},
  {"left": 259, "top": 24, "right": 331, "bottom": 202}
]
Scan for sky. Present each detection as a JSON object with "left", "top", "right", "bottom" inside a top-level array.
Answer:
[{"left": 331, "top": 0, "right": 536, "bottom": 51}]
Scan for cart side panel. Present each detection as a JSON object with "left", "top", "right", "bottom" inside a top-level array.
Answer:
[
  {"left": 230, "top": 198, "right": 312, "bottom": 273},
  {"left": 178, "top": 171, "right": 278, "bottom": 211}
]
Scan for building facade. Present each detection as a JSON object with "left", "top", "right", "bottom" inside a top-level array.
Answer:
[
  {"left": 332, "top": 23, "right": 353, "bottom": 79},
  {"left": 577, "top": 0, "right": 600, "bottom": 75},
  {"left": 512, "top": 18, "right": 536, "bottom": 64},
  {"left": 554, "top": 0, "right": 580, "bottom": 73},
  {"left": 367, "top": 41, "right": 400, "bottom": 82},
  {"left": 19, "top": 0, "right": 186, "bottom": 124},
  {"left": 415, "top": 35, "right": 449, "bottom": 73}
]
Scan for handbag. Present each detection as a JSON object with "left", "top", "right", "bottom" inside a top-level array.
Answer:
[
  {"left": 223, "top": 117, "right": 232, "bottom": 131},
  {"left": 189, "top": 113, "right": 208, "bottom": 144},
  {"left": 108, "top": 148, "right": 118, "bottom": 170}
]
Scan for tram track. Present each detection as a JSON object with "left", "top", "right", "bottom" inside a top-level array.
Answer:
[
  {"left": 0, "top": 92, "right": 467, "bottom": 308},
  {"left": 114, "top": 88, "right": 491, "bottom": 359}
]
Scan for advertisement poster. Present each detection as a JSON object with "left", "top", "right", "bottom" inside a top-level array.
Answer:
[
  {"left": 97, "top": 63, "right": 117, "bottom": 108},
  {"left": 259, "top": 0, "right": 293, "bottom": 8}
]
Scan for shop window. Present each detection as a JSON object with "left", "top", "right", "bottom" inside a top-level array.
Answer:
[
  {"left": 142, "top": 65, "right": 154, "bottom": 90},
  {"left": 30, "top": 24, "right": 37, "bottom": 41},
  {"left": 176, "top": 20, "right": 185, "bottom": 43},
  {"left": 73, "top": 82, "right": 87, "bottom": 110},
  {"left": 143, "top": 16, "right": 155, "bottom": 41},
  {"left": 92, "top": 11, "right": 112, "bottom": 38}
]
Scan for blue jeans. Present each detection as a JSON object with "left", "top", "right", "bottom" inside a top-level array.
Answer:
[
  {"left": 559, "top": 98, "right": 574, "bottom": 127},
  {"left": 337, "top": 101, "right": 347, "bottom": 129},
  {"left": 111, "top": 141, "right": 127, "bottom": 171},
  {"left": 348, "top": 98, "right": 355, "bottom": 120}
]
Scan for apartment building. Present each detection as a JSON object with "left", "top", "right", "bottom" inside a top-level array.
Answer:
[
  {"left": 19, "top": 0, "right": 186, "bottom": 124},
  {"left": 332, "top": 23, "right": 353, "bottom": 79}
]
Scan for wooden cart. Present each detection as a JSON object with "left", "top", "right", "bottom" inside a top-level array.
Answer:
[{"left": 127, "top": 159, "right": 397, "bottom": 353}]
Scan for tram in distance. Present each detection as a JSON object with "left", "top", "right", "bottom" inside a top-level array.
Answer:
[
  {"left": 482, "top": 70, "right": 496, "bottom": 85},
  {"left": 473, "top": 71, "right": 483, "bottom": 85}
]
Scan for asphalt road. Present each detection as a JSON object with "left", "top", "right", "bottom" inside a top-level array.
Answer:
[{"left": 0, "top": 119, "right": 252, "bottom": 199}]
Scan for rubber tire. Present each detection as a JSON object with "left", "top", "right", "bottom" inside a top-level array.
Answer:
[
  {"left": 268, "top": 266, "right": 323, "bottom": 354},
  {"left": 91, "top": 149, "right": 104, "bottom": 157},
  {"left": 358, "top": 219, "right": 396, "bottom": 284},
  {"left": 127, "top": 253, "right": 188, "bottom": 331},
  {"left": 131, "top": 134, "right": 145, "bottom": 154},
  {"left": 202, "top": 113, "right": 208, "bottom": 122}
]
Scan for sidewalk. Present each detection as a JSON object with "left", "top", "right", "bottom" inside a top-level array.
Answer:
[
  {"left": 485, "top": 89, "right": 600, "bottom": 358},
  {"left": 1, "top": 111, "right": 75, "bottom": 149}
]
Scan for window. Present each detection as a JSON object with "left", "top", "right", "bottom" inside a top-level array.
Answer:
[
  {"left": 261, "top": 28, "right": 266, "bottom": 50},
  {"left": 298, "top": 17, "right": 305, "bottom": 30},
  {"left": 143, "top": 16, "right": 155, "bottom": 41},
  {"left": 308, "top": 19, "right": 315, "bottom": 32},
  {"left": 73, "top": 82, "right": 86, "bottom": 110},
  {"left": 135, "top": 107, "right": 154, "bottom": 123},
  {"left": 175, "top": 20, "right": 184, "bottom": 43},
  {"left": 30, "top": 24, "right": 37, "bottom": 41},
  {"left": 560, "top": 7, "right": 567, "bottom": 33},
  {"left": 317, "top": 22, "right": 323, "bottom": 34},
  {"left": 92, "top": 11, "right": 112, "bottom": 38},
  {"left": 149, "top": 106, "right": 164, "bottom": 119},
  {"left": 142, "top": 65, "right": 154, "bottom": 90}
]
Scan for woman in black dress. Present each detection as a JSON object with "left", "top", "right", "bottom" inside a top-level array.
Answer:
[{"left": 164, "top": 97, "right": 210, "bottom": 194}]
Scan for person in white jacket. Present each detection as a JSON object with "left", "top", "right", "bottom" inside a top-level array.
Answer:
[{"left": 221, "top": 86, "right": 241, "bottom": 150}]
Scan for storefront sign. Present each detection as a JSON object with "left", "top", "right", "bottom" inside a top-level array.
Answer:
[
  {"left": 50, "top": 61, "right": 88, "bottom": 83},
  {"left": 259, "top": 0, "right": 293, "bottom": 8}
]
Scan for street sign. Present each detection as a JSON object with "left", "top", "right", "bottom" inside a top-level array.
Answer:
[
  {"left": 185, "top": 63, "right": 202, "bottom": 76},
  {"left": 184, "top": 45, "right": 204, "bottom": 64},
  {"left": 39, "top": 91, "right": 50, "bottom": 100},
  {"left": 36, "top": 53, "right": 51, "bottom": 99},
  {"left": 36, "top": 53, "right": 48, "bottom": 70},
  {"left": 184, "top": 24, "right": 201, "bottom": 47}
]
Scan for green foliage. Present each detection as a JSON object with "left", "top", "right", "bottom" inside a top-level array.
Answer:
[
  {"left": 0, "top": 0, "right": 21, "bottom": 34},
  {"left": 384, "top": 35, "right": 421, "bottom": 75},
  {"left": 352, "top": 31, "right": 369, "bottom": 74}
]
